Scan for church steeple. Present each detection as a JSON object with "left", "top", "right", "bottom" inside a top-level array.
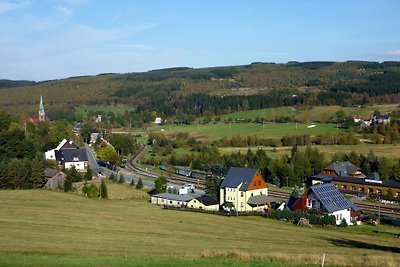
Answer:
[{"left": 39, "top": 95, "right": 45, "bottom": 122}]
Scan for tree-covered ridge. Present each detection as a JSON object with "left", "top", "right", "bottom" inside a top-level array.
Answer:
[
  {"left": 1, "top": 61, "right": 400, "bottom": 118},
  {"left": 0, "top": 79, "right": 36, "bottom": 89}
]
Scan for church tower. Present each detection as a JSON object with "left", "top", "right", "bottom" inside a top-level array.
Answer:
[{"left": 39, "top": 95, "right": 45, "bottom": 122}]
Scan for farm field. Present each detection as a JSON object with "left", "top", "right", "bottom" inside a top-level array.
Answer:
[
  {"left": 294, "top": 104, "right": 399, "bottom": 123},
  {"left": 0, "top": 189, "right": 399, "bottom": 266},
  {"left": 219, "top": 144, "right": 400, "bottom": 161},
  {"left": 145, "top": 122, "right": 340, "bottom": 141},
  {"left": 220, "top": 107, "right": 295, "bottom": 121}
]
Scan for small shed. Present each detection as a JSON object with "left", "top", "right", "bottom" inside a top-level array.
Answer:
[{"left": 44, "top": 168, "right": 66, "bottom": 189}]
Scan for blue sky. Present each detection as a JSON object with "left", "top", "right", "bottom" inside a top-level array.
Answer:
[{"left": 1, "top": 0, "right": 400, "bottom": 81}]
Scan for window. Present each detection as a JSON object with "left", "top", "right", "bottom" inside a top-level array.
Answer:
[
  {"left": 240, "top": 192, "right": 243, "bottom": 197},
  {"left": 359, "top": 187, "right": 364, "bottom": 192},
  {"left": 253, "top": 182, "right": 256, "bottom": 186},
  {"left": 340, "top": 214, "right": 342, "bottom": 220},
  {"left": 377, "top": 189, "right": 382, "bottom": 195},
  {"left": 341, "top": 185, "right": 347, "bottom": 190},
  {"left": 169, "top": 201, "right": 172, "bottom": 204},
  {"left": 368, "top": 188, "right": 373, "bottom": 194},
  {"left": 258, "top": 181, "right": 261, "bottom": 186},
  {"left": 351, "top": 186, "right": 356, "bottom": 191},
  {"left": 260, "top": 191, "right": 263, "bottom": 195},
  {"left": 241, "top": 202, "right": 243, "bottom": 207}
]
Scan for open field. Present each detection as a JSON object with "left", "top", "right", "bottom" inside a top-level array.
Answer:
[
  {"left": 294, "top": 104, "right": 399, "bottom": 123},
  {"left": 0, "top": 189, "right": 400, "bottom": 266},
  {"left": 220, "top": 107, "right": 295, "bottom": 121},
  {"left": 146, "top": 122, "right": 340, "bottom": 141},
  {"left": 219, "top": 144, "right": 400, "bottom": 162}
]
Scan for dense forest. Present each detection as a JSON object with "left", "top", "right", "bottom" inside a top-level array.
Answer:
[{"left": 1, "top": 61, "right": 400, "bottom": 122}]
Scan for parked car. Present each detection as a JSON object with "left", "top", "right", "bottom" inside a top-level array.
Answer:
[{"left": 182, "top": 183, "right": 195, "bottom": 190}]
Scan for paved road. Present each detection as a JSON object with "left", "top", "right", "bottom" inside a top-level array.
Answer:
[{"left": 84, "top": 145, "right": 155, "bottom": 188}]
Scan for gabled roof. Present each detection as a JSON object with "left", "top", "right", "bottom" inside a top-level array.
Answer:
[
  {"left": 219, "top": 167, "right": 258, "bottom": 191},
  {"left": 324, "top": 161, "right": 361, "bottom": 176},
  {"left": 194, "top": 195, "right": 219, "bottom": 206},
  {"left": 152, "top": 193, "right": 200, "bottom": 202},
  {"left": 60, "top": 148, "right": 88, "bottom": 162},
  {"left": 44, "top": 168, "right": 60, "bottom": 178},
  {"left": 311, "top": 173, "right": 400, "bottom": 189},
  {"left": 309, "top": 183, "right": 355, "bottom": 213}
]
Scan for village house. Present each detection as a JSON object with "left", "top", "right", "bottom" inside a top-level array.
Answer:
[
  {"left": 219, "top": 167, "right": 274, "bottom": 212},
  {"left": 187, "top": 195, "right": 219, "bottom": 211},
  {"left": 56, "top": 148, "right": 89, "bottom": 171},
  {"left": 373, "top": 114, "right": 391, "bottom": 125},
  {"left": 44, "top": 168, "right": 66, "bottom": 189},
  {"left": 151, "top": 192, "right": 202, "bottom": 207},
  {"left": 291, "top": 183, "right": 361, "bottom": 225},
  {"left": 320, "top": 161, "right": 366, "bottom": 179}
]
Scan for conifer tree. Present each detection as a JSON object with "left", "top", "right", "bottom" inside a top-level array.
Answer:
[
  {"left": 136, "top": 178, "right": 143, "bottom": 189},
  {"left": 100, "top": 179, "right": 108, "bottom": 199}
]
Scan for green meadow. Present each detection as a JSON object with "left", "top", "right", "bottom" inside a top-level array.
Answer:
[
  {"left": 146, "top": 122, "right": 339, "bottom": 141},
  {"left": 0, "top": 187, "right": 399, "bottom": 266}
]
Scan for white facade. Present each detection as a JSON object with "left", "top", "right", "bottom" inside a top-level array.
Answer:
[
  {"left": 307, "top": 191, "right": 351, "bottom": 225},
  {"left": 65, "top": 161, "right": 88, "bottom": 171}
]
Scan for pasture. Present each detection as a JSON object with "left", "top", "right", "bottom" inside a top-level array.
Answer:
[
  {"left": 0, "top": 188, "right": 399, "bottom": 266},
  {"left": 146, "top": 122, "right": 340, "bottom": 141},
  {"left": 220, "top": 107, "right": 295, "bottom": 121}
]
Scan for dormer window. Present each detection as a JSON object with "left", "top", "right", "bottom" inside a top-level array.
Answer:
[{"left": 72, "top": 156, "right": 79, "bottom": 161}]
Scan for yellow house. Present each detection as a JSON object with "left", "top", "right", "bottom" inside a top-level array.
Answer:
[
  {"left": 187, "top": 196, "right": 219, "bottom": 211},
  {"left": 219, "top": 167, "right": 271, "bottom": 212}
]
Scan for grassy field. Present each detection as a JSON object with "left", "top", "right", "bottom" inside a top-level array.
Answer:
[
  {"left": 0, "top": 188, "right": 399, "bottom": 266},
  {"left": 294, "top": 104, "right": 399, "bottom": 123},
  {"left": 146, "top": 122, "right": 340, "bottom": 141},
  {"left": 219, "top": 144, "right": 400, "bottom": 162},
  {"left": 75, "top": 106, "right": 134, "bottom": 117},
  {"left": 220, "top": 107, "right": 295, "bottom": 121}
]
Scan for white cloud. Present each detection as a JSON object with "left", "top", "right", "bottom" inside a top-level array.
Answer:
[
  {"left": 384, "top": 49, "right": 400, "bottom": 57},
  {"left": 54, "top": 5, "right": 73, "bottom": 17},
  {"left": 0, "top": 0, "right": 31, "bottom": 15}
]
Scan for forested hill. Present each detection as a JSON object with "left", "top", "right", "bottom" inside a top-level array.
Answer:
[{"left": 1, "top": 61, "right": 400, "bottom": 118}]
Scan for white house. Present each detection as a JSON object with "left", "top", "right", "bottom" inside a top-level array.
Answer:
[
  {"left": 154, "top": 117, "right": 162, "bottom": 124},
  {"left": 55, "top": 148, "right": 89, "bottom": 171},
  {"left": 291, "top": 183, "right": 360, "bottom": 225}
]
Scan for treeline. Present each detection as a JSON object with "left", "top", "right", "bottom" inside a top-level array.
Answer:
[
  {"left": 0, "top": 79, "right": 36, "bottom": 89},
  {"left": 0, "top": 109, "right": 45, "bottom": 189},
  {"left": 213, "top": 132, "right": 360, "bottom": 148}
]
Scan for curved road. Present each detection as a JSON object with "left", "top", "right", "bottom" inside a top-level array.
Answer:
[{"left": 84, "top": 145, "right": 155, "bottom": 188}]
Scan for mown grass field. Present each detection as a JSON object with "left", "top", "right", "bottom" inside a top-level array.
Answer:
[
  {"left": 294, "top": 104, "right": 399, "bottom": 123},
  {"left": 220, "top": 107, "right": 295, "bottom": 121},
  {"left": 146, "top": 122, "right": 340, "bottom": 141},
  {"left": 1, "top": 188, "right": 399, "bottom": 266}
]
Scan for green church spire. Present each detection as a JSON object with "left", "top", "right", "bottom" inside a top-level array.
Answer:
[{"left": 39, "top": 95, "right": 45, "bottom": 122}]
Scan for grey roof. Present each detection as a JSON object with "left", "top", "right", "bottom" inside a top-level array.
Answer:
[
  {"left": 59, "top": 148, "right": 88, "bottom": 162},
  {"left": 195, "top": 195, "right": 219, "bottom": 206},
  {"left": 310, "top": 183, "right": 354, "bottom": 213},
  {"left": 324, "top": 161, "right": 360, "bottom": 176},
  {"left": 44, "top": 168, "right": 60, "bottom": 178},
  {"left": 152, "top": 193, "right": 201, "bottom": 202},
  {"left": 219, "top": 167, "right": 258, "bottom": 191},
  {"left": 247, "top": 195, "right": 277, "bottom": 206}
]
